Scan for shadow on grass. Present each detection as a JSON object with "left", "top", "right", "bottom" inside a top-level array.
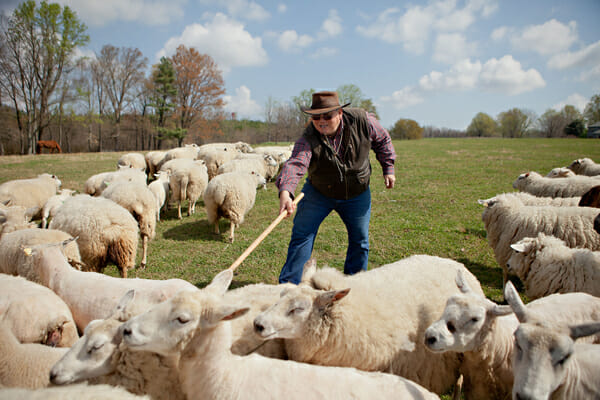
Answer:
[
  {"left": 457, "top": 257, "right": 502, "bottom": 290},
  {"left": 461, "top": 227, "right": 487, "bottom": 239},
  {"left": 162, "top": 219, "right": 236, "bottom": 243}
]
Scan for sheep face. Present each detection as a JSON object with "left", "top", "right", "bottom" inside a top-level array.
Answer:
[
  {"left": 506, "top": 236, "right": 537, "bottom": 277},
  {"left": 253, "top": 286, "right": 349, "bottom": 340},
  {"left": 50, "top": 318, "right": 122, "bottom": 385}
]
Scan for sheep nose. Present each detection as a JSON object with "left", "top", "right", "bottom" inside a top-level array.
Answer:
[
  {"left": 253, "top": 321, "right": 265, "bottom": 333},
  {"left": 122, "top": 327, "right": 132, "bottom": 337},
  {"left": 425, "top": 335, "right": 437, "bottom": 347},
  {"left": 49, "top": 371, "right": 57, "bottom": 383},
  {"left": 515, "top": 393, "right": 533, "bottom": 400}
]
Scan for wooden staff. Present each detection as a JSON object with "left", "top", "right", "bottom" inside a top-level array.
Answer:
[{"left": 228, "top": 192, "right": 304, "bottom": 272}]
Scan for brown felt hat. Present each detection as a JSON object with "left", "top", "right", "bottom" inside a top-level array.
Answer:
[{"left": 301, "top": 91, "right": 351, "bottom": 115}]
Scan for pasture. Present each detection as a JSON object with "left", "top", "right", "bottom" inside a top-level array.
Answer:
[{"left": 2, "top": 138, "right": 600, "bottom": 301}]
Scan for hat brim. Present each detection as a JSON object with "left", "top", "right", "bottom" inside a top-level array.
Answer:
[{"left": 301, "top": 102, "right": 351, "bottom": 115}]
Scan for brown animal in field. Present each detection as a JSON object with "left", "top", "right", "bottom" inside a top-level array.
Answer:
[{"left": 36, "top": 140, "right": 62, "bottom": 154}]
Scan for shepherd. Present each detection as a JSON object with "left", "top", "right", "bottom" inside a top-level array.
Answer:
[{"left": 36, "top": 140, "right": 62, "bottom": 154}]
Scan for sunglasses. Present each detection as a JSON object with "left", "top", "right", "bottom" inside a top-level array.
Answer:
[{"left": 311, "top": 111, "right": 339, "bottom": 121}]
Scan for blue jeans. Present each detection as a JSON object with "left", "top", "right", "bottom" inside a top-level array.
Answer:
[{"left": 278, "top": 181, "right": 371, "bottom": 284}]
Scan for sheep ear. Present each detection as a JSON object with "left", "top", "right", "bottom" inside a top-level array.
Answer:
[
  {"left": 111, "top": 290, "right": 136, "bottom": 319},
  {"left": 570, "top": 322, "right": 600, "bottom": 340},
  {"left": 300, "top": 258, "right": 317, "bottom": 284},
  {"left": 504, "top": 281, "right": 528, "bottom": 322},
  {"left": 315, "top": 288, "right": 350, "bottom": 310},
  {"left": 488, "top": 304, "right": 514, "bottom": 317},
  {"left": 205, "top": 269, "right": 233, "bottom": 295},
  {"left": 455, "top": 269, "right": 472, "bottom": 294},
  {"left": 510, "top": 243, "right": 527, "bottom": 253}
]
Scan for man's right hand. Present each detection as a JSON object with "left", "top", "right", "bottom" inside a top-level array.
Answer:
[{"left": 279, "top": 190, "right": 296, "bottom": 218}]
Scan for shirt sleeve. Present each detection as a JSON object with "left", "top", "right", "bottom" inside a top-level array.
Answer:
[
  {"left": 275, "top": 137, "right": 312, "bottom": 196},
  {"left": 367, "top": 112, "right": 396, "bottom": 176}
]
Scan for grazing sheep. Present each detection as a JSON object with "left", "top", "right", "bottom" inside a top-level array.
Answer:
[
  {"left": 0, "top": 383, "right": 151, "bottom": 399},
  {"left": 478, "top": 192, "right": 581, "bottom": 207},
  {"left": 0, "top": 228, "right": 83, "bottom": 282},
  {"left": 147, "top": 171, "right": 170, "bottom": 222},
  {"left": 117, "top": 153, "right": 147, "bottom": 171},
  {"left": 0, "top": 174, "right": 61, "bottom": 219},
  {"left": 49, "top": 195, "right": 139, "bottom": 278},
  {"left": 197, "top": 148, "right": 241, "bottom": 180},
  {"left": 512, "top": 171, "right": 600, "bottom": 198},
  {"left": 0, "top": 274, "right": 78, "bottom": 347},
  {"left": 204, "top": 171, "right": 266, "bottom": 243},
  {"left": 0, "top": 206, "right": 37, "bottom": 238},
  {"left": 253, "top": 256, "right": 483, "bottom": 396},
  {"left": 40, "top": 188, "right": 76, "bottom": 229},
  {"left": 505, "top": 281, "right": 600, "bottom": 400},
  {"left": 423, "top": 271, "right": 600, "bottom": 400},
  {"left": 568, "top": 157, "right": 600, "bottom": 176},
  {"left": 545, "top": 167, "right": 576, "bottom": 178},
  {"left": 84, "top": 167, "right": 147, "bottom": 197},
  {"left": 144, "top": 150, "right": 167, "bottom": 177},
  {"left": 161, "top": 159, "right": 208, "bottom": 219},
  {"left": 23, "top": 239, "right": 197, "bottom": 332},
  {"left": 218, "top": 154, "right": 279, "bottom": 182},
  {"left": 0, "top": 322, "right": 68, "bottom": 389},
  {"left": 121, "top": 269, "right": 440, "bottom": 400},
  {"left": 101, "top": 182, "right": 157, "bottom": 269},
  {"left": 507, "top": 233, "right": 600, "bottom": 298},
  {"left": 479, "top": 194, "right": 600, "bottom": 285}
]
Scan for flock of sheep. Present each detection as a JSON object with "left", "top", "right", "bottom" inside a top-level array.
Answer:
[{"left": 1, "top": 149, "right": 600, "bottom": 400}]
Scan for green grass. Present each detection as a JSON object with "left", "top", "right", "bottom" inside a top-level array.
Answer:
[{"left": 2, "top": 138, "right": 600, "bottom": 300}]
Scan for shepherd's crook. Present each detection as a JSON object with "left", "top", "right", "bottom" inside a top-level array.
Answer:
[{"left": 228, "top": 192, "right": 304, "bottom": 272}]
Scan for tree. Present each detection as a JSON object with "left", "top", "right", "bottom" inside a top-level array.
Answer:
[
  {"left": 389, "top": 118, "right": 423, "bottom": 140},
  {"left": 466, "top": 112, "right": 497, "bottom": 137},
  {"left": 0, "top": 0, "right": 88, "bottom": 153},
  {"left": 149, "top": 57, "right": 177, "bottom": 148},
  {"left": 497, "top": 108, "right": 535, "bottom": 138},
  {"left": 336, "top": 84, "right": 379, "bottom": 117},
  {"left": 584, "top": 94, "right": 600, "bottom": 125},
  {"left": 537, "top": 109, "right": 566, "bottom": 138},
  {"left": 564, "top": 119, "right": 586, "bottom": 137}
]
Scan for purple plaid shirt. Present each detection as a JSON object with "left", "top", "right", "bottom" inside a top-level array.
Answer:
[{"left": 276, "top": 112, "right": 396, "bottom": 195}]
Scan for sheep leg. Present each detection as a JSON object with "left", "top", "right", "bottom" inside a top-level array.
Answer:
[
  {"left": 228, "top": 221, "right": 235, "bottom": 243},
  {"left": 188, "top": 199, "right": 193, "bottom": 216},
  {"left": 451, "top": 374, "right": 464, "bottom": 400},
  {"left": 139, "top": 235, "right": 148, "bottom": 270},
  {"left": 214, "top": 219, "right": 220, "bottom": 235},
  {"left": 177, "top": 202, "right": 182, "bottom": 219}
]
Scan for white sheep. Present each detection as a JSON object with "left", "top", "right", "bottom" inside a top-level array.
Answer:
[
  {"left": 0, "top": 274, "right": 78, "bottom": 347},
  {"left": 0, "top": 322, "right": 68, "bottom": 389},
  {"left": 505, "top": 281, "right": 600, "bottom": 400},
  {"left": 423, "top": 270, "right": 600, "bottom": 400},
  {"left": 507, "top": 232, "right": 600, "bottom": 298},
  {"left": 546, "top": 167, "right": 576, "bottom": 178},
  {"left": 478, "top": 192, "right": 581, "bottom": 207},
  {"left": 0, "top": 205, "right": 37, "bottom": 238},
  {"left": 252, "top": 256, "right": 483, "bottom": 396},
  {"left": 253, "top": 145, "right": 293, "bottom": 164},
  {"left": 147, "top": 170, "right": 170, "bottom": 222},
  {"left": 480, "top": 194, "right": 600, "bottom": 285},
  {"left": 0, "top": 173, "right": 61, "bottom": 219},
  {"left": 198, "top": 141, "right": 254, "bottom": 155},
  {"left": 218, "top": 153, "right": 279, "bottom": 182},
  {"left": 121, "top": 269, "right": 440, "bottom": 400},
  {"left": 24, "top": 239, "right": 196, "bottom": 332},
  {"left": 160, "top": 158, "right": 208, "bottom": 219},
  {"left": 512, "top": 171, "right": 600, "bottom": 198},
  {"left": 0, "top": 383, "right": 151, "bottom": 399},
  {"left": 0, "top": 228, "right": 83, "bottom": 282},
  {"left": 157, "top": 144, "right": 199, "bottom": 170},
  {"left": 49, "top": 194, "right": 139, "bottom": 278},
  {"left": 197, "top": 148, "right": 241, "bottom": 180},
  {"left": 101, "top": 182, "right": 157, "bottom": 269},
  {"left": 204, "top": 171, "right": 266, "bottom": 243},
  {"left": 144, "top": 150, "right": 167, "bottom": 177},
  {"left": 117, "top": 153, "right": 147, "bottom": 171},
  {"left": 84, "top": 167, "right": 147, "bottom": 196},
  {"left": 40, "top": 188, "right": 76, "bottom": 229},
  {"left": 568, "top": 157, "right": 600, "bottom": 176}
]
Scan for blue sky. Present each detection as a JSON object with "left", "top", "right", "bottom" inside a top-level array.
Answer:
[{"left": 2, "top": 0, "right": 599, "bottom": 130}]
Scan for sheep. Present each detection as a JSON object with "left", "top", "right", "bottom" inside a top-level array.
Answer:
[
  {"left": 144, "top": 150, "right": 167, "bottom": 177},
  {"left": 505, "top": 281, "right": 600, "bottom": 400},
  {"left": 117, "top": 153, "right": 147, "bottom": 171},
  {"left": 545, "top": 167, "right": 576, "bottom": 178},
  {"left": 0, "top": 322, "right": 68, "bottom": 389},
  {"left": 423, "top": 270, "right": 600, "bottom": 400},
  {"left": 40, "top": 188, "right": 76, "bottom": 229},
  {"left": 252, "top": 256, "right": 483, "bottom": 396},
  {"left": 512, "top": 171, "right": 600, "bottom": 198},
  {"left": 567, "top": 157, "right": 600, "bottom": 176},
  {"left": 0, "top": 174, "right": 61, "bottom": 219},
  {"left": 0, "top": 383, "right": 151, "bottom": 399},
  {"left": 0, "top": 206, "right": 37, "bottom": 238},
  {"left": 198, "top": 141, "right": 254, "bottom": 155},
  {"left": 101, "top": 182, "right": 157, "bottom": 269},
  {"left": 507, "top": 232, "right": 600, "bottom": 298},
  {"left": 197, "top": 148, "right": 241, "bottom": 180},
  {"left": 0, "top": 228, "right": 83, "bottom": 281},
  {"left": 121, "top": 269, "right": 441, "bottom": 400},
  {"left": 0, "top": 274, "right": 78, "bottom": 347},
  {"left": 253, "top": 145, "right": 293, "bottom": 164},
  {"left": 49, "top": 194, "right": 139, "bottom": 278},
  {"left": 480, "top": 194, "right": 600, "bottom": 285},
  {"left": 160, "top": 159, "right": 208, "bottom": 219},
  {"left": 204, "top": 171, "right": 266, "bottom": 243},
  {"left": 23, "top": 239, "right": 197, "bottom": 332},
  {"left": 218, "top": 153, "right": 279, "bottom": 182},
  {"left": 478, "top": 192, "right": 581, "bottom": 207},
  {"left": 84, "top": 167, "right": 147, "bottom": 196},
  {"left": 156, "top": 144, "right": 199, "bottom": 170},
  {"left": 147, "top": 170, "right": 170, "bottom": 222}
]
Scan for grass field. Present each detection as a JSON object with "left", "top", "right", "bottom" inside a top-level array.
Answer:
[{"left": 2, "top": 138, "right": 600, "bottom": 302}]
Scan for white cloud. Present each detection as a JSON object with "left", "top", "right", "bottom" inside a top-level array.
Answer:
[
  {"left": 277, "top": 4, "right": 287, "bottom": 13},
  {"left": 419, "top": 59, "right": 482, "bottom": 91},
  {"left": 379, "top": 86, "right": 425, "bottom": 109},
  {"left": 491, "top": 26, "right": 508, "bottom": 41},
  {"left": 223, "top": 85, "right": 262, "bottom": 118},
  {"left": 318, "top": 9, "right": 343, "bottom": 39},
  {"left": 197, "top": 0, "right": 270, "bottom": 21},
  {"left": 58, "top": 0, "right": 187, "bottom": 27},
  {"left": 552, "top": 93, "right": 588, "bottom": 113},
  {"left": 310, "top": 47, "right": 339, "bottom": 59},
  {"left": 156, "top": 13, "right": 268, "bottom": 72},
  {"left": 547, "top": 40, "right": 600, "bottom": 70},
  {"left": 276, "top": 30, "right": 314, "bottom": 53},
  {"left": 433, "top": 33, "right": 477, "bottom": 64},
  {"left": 510, "top": 19, "right": 578, "bottom": 56},
  {"left": 579, "top": 64, "right": 600, "bottom": 84},
  {"left": 479, "top": 55, "right": 545, "bottom": 95}
]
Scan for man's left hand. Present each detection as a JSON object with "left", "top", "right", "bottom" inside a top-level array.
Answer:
[{"left": 384, "top": 175, "right": 395, "bottom": 189}]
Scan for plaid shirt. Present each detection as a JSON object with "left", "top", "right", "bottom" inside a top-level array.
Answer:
[{"left": 276, "top": 112, "right": 396, "bottom": 195}]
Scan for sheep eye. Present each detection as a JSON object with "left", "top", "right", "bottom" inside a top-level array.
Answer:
[
  {"left": 176, "top": 316, "right": 190, "bottom": 324},
  {"left": 87, "top": 343, "right": 104, "bottom": 354},
  {"left": 555, "top": 353, "right": 571, "bottom": 367},
  {"left": 447, "top": 322, "right": 456, "bottom": 333},
  {"left": 288, "top": 307, "right": 304, "bottom": 316},
  {"left": 470, "top": 317, "right": 479, "bottom": 324}
]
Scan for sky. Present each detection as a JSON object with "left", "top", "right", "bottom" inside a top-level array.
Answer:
[{"left": 1, "top": 0, "right": 599, "bottom": 130}]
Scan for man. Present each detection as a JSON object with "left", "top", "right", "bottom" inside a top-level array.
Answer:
[{"left": 276, "top": 91, "right": 396, "bottom": 284}]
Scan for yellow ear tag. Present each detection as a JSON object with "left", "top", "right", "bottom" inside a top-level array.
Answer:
[{"left": 23, "top": 247, "right": 32, "bottom": 256}]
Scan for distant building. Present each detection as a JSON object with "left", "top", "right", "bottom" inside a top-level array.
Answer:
[{"left": 589, "top": 122, "right": 600, "bottom": 138}]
